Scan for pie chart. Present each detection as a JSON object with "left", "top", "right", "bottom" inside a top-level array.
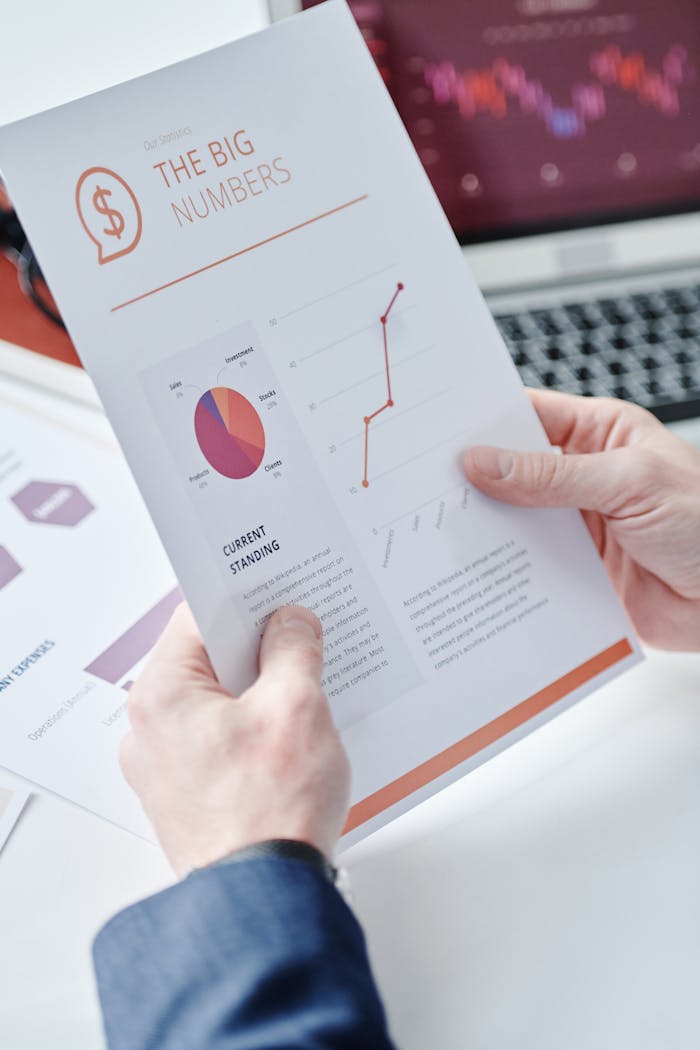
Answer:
[{"left": 194, "top": 387, "right": 265, "bottom": 479}]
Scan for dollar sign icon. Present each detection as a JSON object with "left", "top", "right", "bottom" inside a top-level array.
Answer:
[
  {"left": 76, "top": 166, "right": 142, "bottom": 264},
  {"left": 92, "top": 185, "right": 125, "bottom": 240}
]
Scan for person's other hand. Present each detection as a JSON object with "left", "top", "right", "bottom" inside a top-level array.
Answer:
[
  {"left": 463, "top": 389, "right": 700, "bottom": 651},
  {"left": 120, "top": 604, "right": 350, "bottom": 875}
]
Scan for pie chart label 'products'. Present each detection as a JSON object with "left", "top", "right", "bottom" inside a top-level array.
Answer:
[{"left": 194, "top": 387, "right": 266, "bottom": 480}]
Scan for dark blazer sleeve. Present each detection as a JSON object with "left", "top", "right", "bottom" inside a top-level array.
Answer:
[{"left": 93, "top": 856, "right": 396, "bottom": 1050}]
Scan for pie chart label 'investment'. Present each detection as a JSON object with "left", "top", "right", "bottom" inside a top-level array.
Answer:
[{"left": 194, "top": 387, "right": 266, "bottom": 480}]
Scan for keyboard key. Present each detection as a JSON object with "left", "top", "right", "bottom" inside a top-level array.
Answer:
[
  {"left": 517, "top": 365, "right": 541, "bottom": 388},
  {"left": 579, "top": 338, "right": 601, "bottom": 356},
  {"left": 597, "top": 298, "right": 633, "bottom": 325},
  {"left": 564, "top": 305, "right": 597, "bottom": 331},
  {"left": 632, "top": 294, "right": 665, "bottom": 321},
  {"left": 523, "top": 341, "right": 551, "bottom": 367},
  {"left": 663, "top": 290, "right": 695, "bottom": 315},
  {"left": 589, "top": 379, "right": 615, "bottom": 398},
  {"left": 531, "top": 310, "right": 562, "bottom": 336},
  {"left": 496, "top": 314, "right": 527, "bottom": 341},
  {"left": 643, "top": 326, "right": 663, "bottom": 345}
]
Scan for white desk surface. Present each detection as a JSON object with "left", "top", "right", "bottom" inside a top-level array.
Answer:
[
  {"left": 1, "top": 643, "right": 699, "bottom": 1050},
  {"left": 2, "top": 5, "right": 700, "bottom": 1047}
]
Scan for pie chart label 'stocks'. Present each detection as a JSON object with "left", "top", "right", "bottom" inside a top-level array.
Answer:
[{"left": 194, "top": 387, "right": 266, "bottom": 479}]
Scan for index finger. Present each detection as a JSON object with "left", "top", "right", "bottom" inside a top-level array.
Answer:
[{"left": 527, "top": 388, "right": 655, "bottom": 454}]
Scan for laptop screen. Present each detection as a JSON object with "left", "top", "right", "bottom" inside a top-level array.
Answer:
[{"left": 300, "top": 0, "right": 700, "bottom": 243}]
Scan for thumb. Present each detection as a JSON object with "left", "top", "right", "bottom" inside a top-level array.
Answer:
[
  {"left": 463, "top": 445, "right": 638, "bottom": 514},
  {"left": 258, "top": 605, "right": 324, "bottom": 686}
]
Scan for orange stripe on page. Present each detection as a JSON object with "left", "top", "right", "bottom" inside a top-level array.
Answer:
[
  {"left": 110, "top": 194, "right": 370, "bottom": 312},
  {"left": 344, "top": 636, "right": 633, "bottom": 834}
]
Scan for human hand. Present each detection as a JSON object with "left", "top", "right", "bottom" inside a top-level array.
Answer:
[
  {"left": 463, "top": 389, "right": 700, "bottom": 651},
  {"left": 120, "top": 604, "right": 350, "bottom": 876}
]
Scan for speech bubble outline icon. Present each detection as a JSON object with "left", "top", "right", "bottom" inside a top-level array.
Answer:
[{"left": 75, "top": 166, "right": 143, "bottom": 265}]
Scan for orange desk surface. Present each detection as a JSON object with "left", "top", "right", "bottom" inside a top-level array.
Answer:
[{"left": 0, "top": 254, "right": 80, "bottom": 367}]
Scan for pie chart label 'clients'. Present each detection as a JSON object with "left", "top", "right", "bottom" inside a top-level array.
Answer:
[{"left": 194, "top": 387, "right": 266, "bottom": 480}]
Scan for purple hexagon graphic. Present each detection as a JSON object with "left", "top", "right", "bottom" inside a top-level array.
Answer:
[
  {"left": 0, "top": 547, "right": 22, "bottom": 590},
  {"left": 11, "top": 481, "right": 94, "bottom": 527}
]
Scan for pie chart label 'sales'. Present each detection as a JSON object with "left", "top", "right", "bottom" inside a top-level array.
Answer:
[{"left": 194, "top": 387, "right": 266, "bottom": 480}]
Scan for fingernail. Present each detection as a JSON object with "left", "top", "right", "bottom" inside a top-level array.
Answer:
[
  {"left": 280, "top": 612, "right": 321, "bottom": 639},
  {"left": 467, "top": 447, "right": 514, "bottom": 480}
]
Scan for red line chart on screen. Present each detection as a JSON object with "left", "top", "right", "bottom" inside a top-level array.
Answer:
[{"left": 423, "top": 44, "right": 691, "bottom": 141}]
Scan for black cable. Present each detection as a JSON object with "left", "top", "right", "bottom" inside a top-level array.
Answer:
[
  {"left": 18, "top": 245, "right": 65, "bottom": 327},
  {"left": 0, "top": 204, "right": 66, "bottom": 329}
]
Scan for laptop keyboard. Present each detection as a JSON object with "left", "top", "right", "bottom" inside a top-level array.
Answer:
[{"left": 494, "top": 281, "right": 700, "bottom": 422}]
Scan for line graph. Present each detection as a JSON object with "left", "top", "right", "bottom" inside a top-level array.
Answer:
[
  {"left": 264, "top": 261, "right": 477, "bottom": 566},
  {"left": 362, "top": 282, "right": 403, "bottom": 488},
  {"left": 424, "top": 44, "right": 690, "bottom": 140}
]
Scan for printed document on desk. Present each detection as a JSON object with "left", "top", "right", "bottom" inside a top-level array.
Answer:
[
  {"left": 0, "top": 377, "right": 176, "bottom": 836},
  {"left": 0, "top": 0, "right": 641, "bottom": 844}
]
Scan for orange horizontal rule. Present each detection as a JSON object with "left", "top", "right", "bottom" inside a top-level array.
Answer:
[
  {"left": 111, "top": 194, "right": 369, "bottom": 313},
  {"left": 344, "top": 637, "right": 633, "bottom": 834}
]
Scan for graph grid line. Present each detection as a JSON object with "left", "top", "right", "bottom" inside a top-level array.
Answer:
[
  {"left": 278, "top": 263, "right": 396, "bottom": 321},
  {"left": 362, "top": 282, "right": 404, "bottom": 488}
]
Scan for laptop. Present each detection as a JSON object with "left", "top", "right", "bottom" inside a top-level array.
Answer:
[{"left": 269, "top": 0, "right": 700, "bottom": 438}]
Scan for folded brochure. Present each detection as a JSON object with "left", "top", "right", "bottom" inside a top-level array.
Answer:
[{"left": 0, "top": 1, "right": 640, "bottom": 844}]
